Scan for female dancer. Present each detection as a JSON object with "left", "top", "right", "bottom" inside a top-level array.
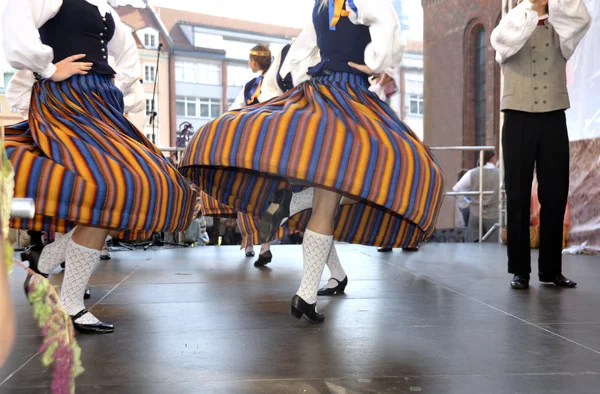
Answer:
[
  {"left": 181, "top": 0, "right": 445, "bottom": 323},
  {"left": 3, "top": 0, "right": 197, "bottom": 333},
  {"left": 230, "top": 45, "right": 275, "bottom": 264}
]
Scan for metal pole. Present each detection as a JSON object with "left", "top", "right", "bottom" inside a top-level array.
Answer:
[{"left": 479, "top": 149, "right": 484, "bottom": 243}]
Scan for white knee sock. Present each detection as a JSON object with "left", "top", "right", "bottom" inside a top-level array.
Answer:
[
  {"left": 289, "top": 188, "right": 315, "bottom": 217},
  {"left": 38, "top": 227, "right": 76, "bottom": 274},
  {"left": 296, "top": 229, "right": 333, "bottom": 304},
  {"left": 323, "top": 244, "right": 347, "bottom": 289},
  {"left": 260, "top": 242, "right": 271, "bottom": 254},
  {"left": 60, "top": 240, "right": 101, "bottom": 324}
]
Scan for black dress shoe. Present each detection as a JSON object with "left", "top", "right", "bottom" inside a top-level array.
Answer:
[
  {"left": 402, "top": 247, "right": 419, "bottom": 252},
  {"left": 71, "top": 310, "right": 114, "bottom": 334},
  {"left": 60, "top": 262, "right": 65, "bottom": 269},
  {"left": 254, "top": 250, "right": 273, "bottom": 267},
  {"left": 377, "top": 247, "right": 392, "bottom": 253},
  {"left": 259, "top": 189, "right": 293, "bottom": 243},
  {"left": 84, "top": 287, "right": 91, "bottom": 300},
  {"left": 539, "top": 274, "right": 577, "bottom": 288},
  {"left": 317, "top": 276, "right": 348, "bottom": 296},
  {"left": 511, "top": 274, "right": 530, "bottom": 289},
  {"left": 245, "top": 250, "right": 255, "bottom": 258},
  {"left": 100, "top": 254, "right": 111, "bottom": 261},
  {"left": 291, "top": 295, "right": 324, "bottom": 323}
]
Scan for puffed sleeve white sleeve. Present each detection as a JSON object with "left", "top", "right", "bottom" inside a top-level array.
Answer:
[
  {"left": 228, "top": 89, "right": 246, "bottom": 111},
  {"left": 548, "top": 0, "right": 592, "bottom": 60},
  {"left": 107, "top": 7, "right": 145, "bottom": 113},
  {"left": 2, "top": 0, "right": 62, "bottom": 78},
  {"left": 279, "top": 21, "right": 320, "bottom": 86},
  {"left": 490, "top": 0, "right": 539, "bottom": 64},
  {"left": 346, "top": 0, "right": 405, "bottom": 74}
]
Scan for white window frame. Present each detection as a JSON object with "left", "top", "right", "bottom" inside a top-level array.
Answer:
[
  {"left": 176, "top": 96, "right": 222, "bottom": 119},
  {"left": 144, "top": 64, "right": 156, "bottom": 83},
  {"left": 408, "top": 94, "right": 424, "bottom": 117},
  {"left": 144, "top": 32, "right": 158, "bottom": 49}
]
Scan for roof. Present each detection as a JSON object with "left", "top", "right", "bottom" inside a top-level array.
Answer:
[
  {"left": 155, "top": 7, "right": 301, "bottom": 50},
  {"left": 115, "top": 5, "right": 168, "bottom": 49}
]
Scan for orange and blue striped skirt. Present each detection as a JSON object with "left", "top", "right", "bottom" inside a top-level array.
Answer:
[
  {"left": 180, "top": 72, "right": 445, "bottom": 248},
  {"left": 5, "top": 74, "right": 197, "bottom": 239}
]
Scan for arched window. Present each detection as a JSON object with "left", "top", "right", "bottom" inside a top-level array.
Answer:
[{"left": 474, "top": 28, "right": 487, "bottom": 147}]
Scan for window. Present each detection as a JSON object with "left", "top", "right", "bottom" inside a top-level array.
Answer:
[
  {"left": 408, "top": 94, "right": 424, "bottom": 116},
  {"left": 193, "top": 32, "right": 224, "bottom": 50},
  {"left": 474, "top": 28, "right": 487, "bottom": 146},
  {"left": 144, "top": 33, "right": 157, "bottom": 49},
  {"left": 175, "top": 62, "right": 221, "bottom": 85},
  {"left": 145, "top": 99, "right": 155, "bottom": 116},
  {"left": 176, "top": 96, "right": 222, "bottom": 119},
  {"left": 227, "top": 65, "right": 251, "bottom": 87},
  {"left": 144, "top": 65, "right": 156, "bottom": 83}
]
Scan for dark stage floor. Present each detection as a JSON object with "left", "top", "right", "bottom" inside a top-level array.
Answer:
[{"left": 1, "top": 243, "right": 599, "bottom": 393}]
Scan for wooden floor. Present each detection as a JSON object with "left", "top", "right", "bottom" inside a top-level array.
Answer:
[{"left": 2, "top": 243, "right": 600, "bottom": 393}]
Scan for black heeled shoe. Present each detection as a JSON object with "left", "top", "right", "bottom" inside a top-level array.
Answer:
[
  {"left": 254, "top": 250, "right": 273, "bottom": 267},
  {"left": 245, "top": 250, "right": 256, "bottom": 258},
  {"left": 402, "top": 247, "right": 419, "bottom": 252},
  {"left": 71, "top": 310, "right": 114, "bottom": 334},
  {"left": 291, "top": 295, "right": 324, "bottom": 324},
  {"left": 377, "top": 247, "right": 392, "bottom": 253},
  {"left": 317, "top": 276, "right": 348, "bottom": 296},
  {"left": 84, "top": 287, "right": 91, "bottom": 299},
  {"left": 259, "top": 189, "right": 292, "bottom": 243}
]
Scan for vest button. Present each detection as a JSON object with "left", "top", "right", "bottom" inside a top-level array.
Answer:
[
  {"left": 103, "top": 17, "right": 106, "bottom": 21},
  {"left": 105, "top": 27, "right": 108, "bottom": 30},
  {"left": 103, "top": 56, "right": 107, "bottom": 59},
  {"left": 102, "top": 48, "right": 106, "bottom": 52},
  {"left": 100, "top": 32, "right": 104, "bottom": 36}
]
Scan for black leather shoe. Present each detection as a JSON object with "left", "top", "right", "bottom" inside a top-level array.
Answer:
[
  {"left": 100, "top": 254, "right": 111, "bottom": 261},
  {"left": 60, "top": 262, "right": 65, "bottom": 270},
  {"left": 539, "top": 274, "right": 577, "bottom": 288},
  {"left": 254, "top": 250, "right": 273, "bottom": 267},
  {"left": 317, "top": 276, "right": 348, "bottom": 296},
  {"left": 245, "top": 250, "right": 255, "bottom": 258},
  {"left": 377, "top": 247, "right": 392, "bottom": 253},
  {"left": 402, "top": 247, "right": 419, "bottom": 252},
  {"left": 84, "top": 287, "right": 91, "bottom": 299},
  {"left": 291, "top": 295, "right": 324, "bottom": 323},
  {"left": 71, "top": 310, "right": 114, "bottom": 334},
  {"left": 259, "top": 189, "right": 292, "bottom": 243},
  {"left": 511, "top": 274, "right": 530, "bottom": 289}
]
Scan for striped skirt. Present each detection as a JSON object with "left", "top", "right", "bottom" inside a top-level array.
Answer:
[
  {"left": 180, "top": 72, "right": 445, "bottom": 248},
  {"left": 5, "top": 74, "right": 197, "bottom": 238}
]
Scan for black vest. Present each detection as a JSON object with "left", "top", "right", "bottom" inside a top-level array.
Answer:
[
  {"left": 276, "top": 44, "right": 293, "bottom": 93},
  {"left": 308, "top": 1, "right": 371, "bottom": 78},
  {"left": 39, "top": 0, "right": 116, "bottom": 76}
]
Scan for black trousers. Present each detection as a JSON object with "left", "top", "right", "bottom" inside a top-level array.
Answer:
[{"left": 502, "top": 110, "right": 569, "bottom": 278}]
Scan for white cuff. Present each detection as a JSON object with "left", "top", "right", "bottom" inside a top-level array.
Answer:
[{"left": 40, "top": 63, "right": 57, "bottom": 79}]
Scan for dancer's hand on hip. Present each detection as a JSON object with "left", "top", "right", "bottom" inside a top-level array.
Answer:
[
  {"left": 51, "top": 54, "right": 93, "bottom": 82},
  {"left": 348, "top": 62, "right": 374, "bottom": 75}
]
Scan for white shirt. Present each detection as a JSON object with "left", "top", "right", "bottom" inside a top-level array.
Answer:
[
  {"left": 279, "top": 0, "right": 405, "bottom": 88},
  {"left": 2, "top": 0, "right": 145, "bottom": 117},
  {"left": 452, "top": 163, "right": 497, "bottom": 194},
  {"left": 491, "top": 0, "right": 591, "bottom": 64}
]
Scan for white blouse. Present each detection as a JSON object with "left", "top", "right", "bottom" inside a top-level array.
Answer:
[
  {"left": 2, "top": 0, "right": 145, "bottom": 116},
  {"left": 491, "top": 0, "right": 591, "bottom": 64},
  {"left": 279, "top": 0, "right": 405, "bottom": 87}
]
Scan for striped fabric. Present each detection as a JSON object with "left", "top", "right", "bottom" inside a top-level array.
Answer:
[
  {"left": 181, "top": 72, "right": 445, "bottom": 248},
  {"left": 5, "top": 74, "right": 197, "bottom": 238}
]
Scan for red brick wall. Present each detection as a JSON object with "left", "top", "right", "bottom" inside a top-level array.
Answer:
[{"left": 423, "top": 0, "right": 502, "bottom": 227}]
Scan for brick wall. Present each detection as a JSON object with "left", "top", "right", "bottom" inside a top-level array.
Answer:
[{"left": 423, "top": 0, "right": 502, "bottom": 227}]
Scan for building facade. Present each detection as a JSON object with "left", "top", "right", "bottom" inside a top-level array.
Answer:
[
  {"left": 0, "top": 67, "right": 22, "bottom": 125},
  {"left": 423, "top": 0, "right": 501, "bottom": 227}
]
